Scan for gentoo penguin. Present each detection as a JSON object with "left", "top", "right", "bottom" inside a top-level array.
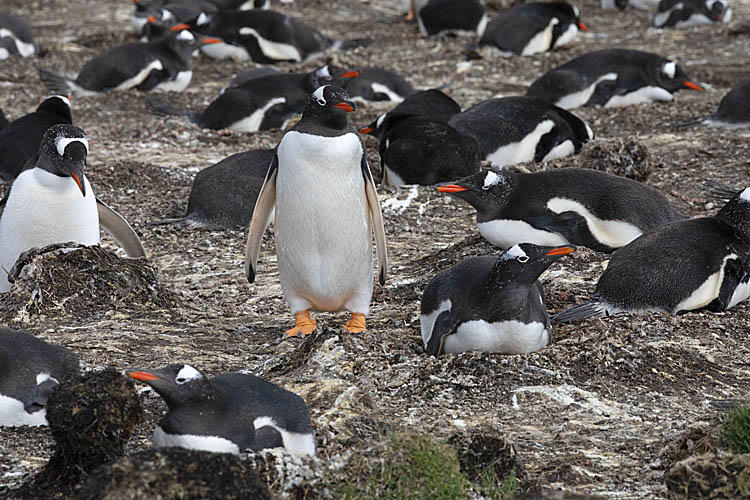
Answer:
[
  {"left": 0, "top": 95, "right": 73, "bottom": 182},
  {"left": 408, "top": 0, "right": 488, "bottom": 37},
  {"left": 0, "top": 327, "right": 80, "bottom": 427},
  {"left": 131, "top": 0, "right": 217, "bottom": 31},
  {"left": 553, "top": 187, "right": 750, "bottom": 322},
  {"left": 447, "top": 96, "right": 593, "bottom": 166},
  {"left": 359, "top": 88, "right": 461, "bottom": 138},
  {"left": 421, "top": 243, "right": 575, "bottom": 356},
  {"left": 0, "top": 13, "right": 39, "bottom": 59},
  {"left": 128, "top": 364, "right": 315, "bottom": 455},
  {"left": 697, "top": 79, "right": 750, "bottom": 128},
  {"left": 377, "top": 115, "right": 481, "bottom": 186},
  {"left": 526, "top": 49, "right": 703, "bottom": 110},
  {"left": 342, "top": 67, "right": 415, "bottom": 104},
  {"left": 478, "top": 2, "right": 587, "bottom": 56},
  {"left": 651, "top": 0, "right": 731, "bottom": 27},
  {"left": 245, "top": 86, "right": 387, "bottom": 337},
  {"left": 156, "top": 149, "right": 274, "bottom": 229},
  {"left": 183, "top": 9, "right": 361, "bottom": 63},
  {"left": 148, "top": 65, "right": 359, "bottom": 132},
  {"left": 437, "top": 167, "right": 682, "bottom": 252},
  {"left": 0, "top": 124, "right": 146, "bottom": 293},
  {"left": 38, "top": 28, "right": 221, "bottom": 96}
]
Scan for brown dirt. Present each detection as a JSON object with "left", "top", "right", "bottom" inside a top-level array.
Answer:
[{"left": 1, "top": 0, "right": 750, "bottom": 498}]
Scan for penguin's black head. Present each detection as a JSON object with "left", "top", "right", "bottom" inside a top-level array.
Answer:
[
  {"left": 38, "top": 124, "right": 88, "bottom": 197},
  {"left": 358, "top": 112, "right": 388, "bottom": 138},
  {"left": 705, "top": 0, "right": 730, "bottom": 22},
  {"left": 128, "top": 364, "right": 216, "bottom": 409},
  {"left": 184, "top": 11, "right": 216, "bottom": 32},
  {"left": 550, "top": 2, "right": 588, "bottom": 31},
  {"left": 36, "top": 94, "right": 73, "bottom": 123},
  {"left": 492, "top": 243, "right": 576, "bottom": 285},
  {"left": 310, "top": 65, "right": 360, "bottom": 89},
  {"left": 654, "top": 60, "right": 703, "bottom": 93},
  {"left": 437, "top": 169, "right": 515, "bottom": 221},
  {"left": 301, "top": 85, "right": 357, "bottom": 130},
  {"left": 165, "top": 25, "right": 222, "bottom": 55},
  {"left": 716, "top": 187, "right": 750, "bottom": 240}
]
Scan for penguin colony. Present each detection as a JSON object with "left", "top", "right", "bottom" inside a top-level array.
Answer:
[{"left": 0, "top": 0, "right": 749, "bottom": 493}]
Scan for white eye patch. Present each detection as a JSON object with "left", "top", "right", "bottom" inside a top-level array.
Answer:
[
  {"left": 175, "top": 365, "right": 202, "bottom": 384},
  {"left": 317, "top": 65, "right": 331, "bottom": 78},
  {"left": 55, "top": 137, "right": 89, "bottom": 157},
  {"left": 177, "top": 30, "right": 194, "bottom": 41},
  {"left": 36, "top": 373, "right": 60, "bottom": 385},
  {"left": 483, "top": 171, "right": 501, "bottom": 189},
  {"left": 739, "top": 188, "right": 750, "bottom": 202},
  {"left": 312, "top": 85, "right": 327, "bottom": 105},
  {"left": 196, "top": 12, "right": 209, "bottom": 26},
  {"left": 661, "top": 61, "right": 676, "bottom": 79},
  {"left": 500, "top": 244, "right": 528, "bottom": 261}
]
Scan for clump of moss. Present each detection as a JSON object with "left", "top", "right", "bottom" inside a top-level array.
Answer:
[{"left": 724, "top": 404, "right": 750, "bottom": 454}]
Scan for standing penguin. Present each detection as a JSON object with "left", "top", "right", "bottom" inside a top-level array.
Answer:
[
  {"left": 0, "top": 13, "right": 39, "bottom": 59},
  {"left": 437, "top": 168, "right": 682, "bottom": 252},
  {"left": 479, "top": 2, "right": 586, "bottom": 56},
  {"left": 447, "top": 96, "right": 593, "bottom": 166},
  {"left": 0, "top": 327, "right": 80, "bottom": 427},
  {"left": 0, "top": 124, "right": 146, "bottom": 293},
  {"left": 651, "top": 0, "right": 731, "bottom": 28},
  {"left": 526, "top": 49, "right": 703, "bottom": 109},
  {"left": 0, "top": 95, "right": 73, "bottom": 182},
  {"left": 553, "top": 188, "right": 750, "bottom": 322},
  {"left": 245, "top": 86, "right": 387, "bottom": 337},
  {"left": 128, "top": 364, "right": 315, "bottom": 455},
  {"left": 421, "top": 243, "right": 575, "bottom": 356}
]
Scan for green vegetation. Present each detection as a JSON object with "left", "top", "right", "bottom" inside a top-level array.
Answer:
[
  {"left": 724, "top": 404, "right": 750, "bottom": 454},
  {"left": 478, "top": 467, "right": 520, "bottom": 499}
]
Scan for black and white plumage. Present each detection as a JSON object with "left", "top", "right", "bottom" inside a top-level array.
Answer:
[
  {"left": 377, "top": 115, "right": 481, "bottom": 186},
  {"left": 131, "top": 0, "right": 218, "bottom": 31},
  {"left": 359, "top": 88, "right": 461, "bottom": 138},
  {"left": 478, "top": 2, "right": 586, "bottom": 56},
  {"left": 699, "top": 79, "right": 750, "bottom": 128},
  {"left": 148, "top": 65, "right": 359, "bottom": 132},
  {"left": 128, "top": 364, "right": 315, "bottom": 455},
  {"left": 245, "top": 86, "right": 387, "bottom": 337},
  {"left": 437, "top": 168, "right": 682, "bottom": 253},
  {"left": 553, "top": 188, "right": 750, "bottom": 322},
  {"left": 0, "top": 95, "right": 73, "bottom": 182},
  {"left": 447, "top": 96, "right": 592, "bottom": 166},
  {"left": 184, "top": 9, "right": 359, "bottom": 63},
  {"left": 409, "top": 0, "right": 488, "bottom": 37},
  {"left": 651, "top": 0, "right": 731, "bottom": 27},
  {"left": 0, "top": 13, "right": 39, "bottom": 59},
  {"left": 526, "top": 49, "right": 703, "bottom": 110},
  {"left": 421, "top": 243, "right": 575, "bottom": 356},
  {"left": 0, "top": 327, "right": 80, "bottom": 427},
  {"left": 38, "top": 28, "right": 218, "bottom": 96},
  {"left": 0, "top": 124, "right": 146, "bottom": 293}
]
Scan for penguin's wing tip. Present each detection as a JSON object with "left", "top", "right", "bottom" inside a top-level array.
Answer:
[
  {"left": 96, "top": 198, "right": 146, "bottom": 258},
  {"left": 551, "top": 301, "right": 603, "bottom": 323}
]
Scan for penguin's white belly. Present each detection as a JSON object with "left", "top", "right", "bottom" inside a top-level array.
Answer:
[
  {"left": 253, "top": 416, "right": 316, "bottom": 456},
  {"left": 229, "top": 97, "right": 287, "bottom": 132},
  {"left": 0, "top": 170, "right": 99, "bottom": 292},
  {"left": 555, "top": 73, "right": 618, "bottom": 110},
  {"left": 542, "top": 140, "right": 575, "bottom": 162},
  {"left": 521, "top": 18, "right": 558, "bottom": 56},
  {"left": 201, "top": 42, "right": 251, "bottom": 61},
  {"left": 113, "top": 59, "right": 163, "bottom": 91},
  {"left": 485, "top": 119, "right": 554, "bottom": 166},
  {"left": 370, "top": 82, "right": 405, "bottom": 103},
  {"left": 0, "top": 29, "right": 35, "bottom": 57},
  {"left": 420, "top": 299, "right": 452, "bottom": 347},
  {"left": 546, "top": 197, "right": 643, "bottom": 248},
  {"left": 153, "top": 426, "right": 240, "bottom": 454},
  {"left": 728, "top": 276, "right": 750, "bottom": 309},
  {"left": 604, "top": 86, "right": 673, "bottom": 107},
  {"left": 444, "top": 319, "right": 549, "bottom": 354},
  {"left": 674, "top": 253, "right": 736, "bottom": 313},
  {"left": 553, "top": 24, "right": 578, "bottom": 49},
  {"left": 0, "top": 395, "right": 48, "bottom": 427},
  {"left": 383, "top": 165, "right": 406, "bottom": 186},
  {"left": 238, "top": 27, "right": 302, "bottom": 62},
  {"left": 478, "top": 219, "right": 570, "bottom": 249},
  {"left": 154, "top": 70, "right": 193, "bottom": 92},
  {"left": 275, "top": 131, "right": 373, "bottom": 314}
]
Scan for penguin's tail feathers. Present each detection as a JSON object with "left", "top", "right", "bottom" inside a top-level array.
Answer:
[
  {"left": 146, "top": 99, "right": 201, "bottom": 125},
  {"left": 145, "top": 217, "right": 187, "bottom": 227},
  {"left": 673, "top": 117, "right": 706, "bottom": 129},
  {"left": 551, "top": 301, "right": 604, "bottom": 323},
  {"left": 702, "top": 179, "right": 737, "bottom": 201},
  {"left": 331, "top": 37, "right": 373, "bottom": 51},
  {"left": 38, "top": 67, "right": 75, "bottom": 95}
]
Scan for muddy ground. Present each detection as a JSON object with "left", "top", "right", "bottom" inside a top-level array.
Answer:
[{"left": 1, "top": 0, "right": 750, "bottom": 498}]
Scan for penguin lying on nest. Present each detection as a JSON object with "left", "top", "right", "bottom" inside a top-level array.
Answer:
[
  {"left": 554, "top": 186, "right": 750, "bottom": 322},
  {"left": 682, "top": 79, "right": 750, "bottom": 129},
  {"left": 0, "top": 13, "right": 39, "bottom": 59},
  {"left": 651, "top": 0, "right": 731, "bottom": 28}
]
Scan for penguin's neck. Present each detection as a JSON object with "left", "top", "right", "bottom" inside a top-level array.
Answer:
[{"left": 294, "top": 113, "right": 350, "bottom": 137}]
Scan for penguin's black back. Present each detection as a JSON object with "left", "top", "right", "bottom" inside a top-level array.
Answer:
[
  {"left": 366, "top": 89, "right": 461, "bottom": 138},
  {"left": 418, "top": 0, "right": 486, "bottom": 35},
  {"left": 479, "top": 2, "right": 576, "bottom": 54},
  {"left": 0, "top": 97, "right": 73, "bottom": 181},
  {"left": 711, "top": 79, "right": 750, "bottom": 124},
  {"left": 75, "top": 42, "right": 159, "bottom": 91},
  {"left": 0, "top": 14, "right": 34, "bottom": 43},
  {"left": 185, "top": 148, "right": 274, "bottom": 229}
]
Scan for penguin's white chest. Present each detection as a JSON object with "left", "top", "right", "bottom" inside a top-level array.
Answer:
[
  {"left": 0, "top": 169, "right": 99, "bottom": 292},
  {"left": 274, "top": 131, "right": 373, "bottom": 314},
  {"left": 444, "top": 319, "right": 549, "bottom": 355},
  {"left": 0, "top": 395, "right": 48, "bottom": 427}
]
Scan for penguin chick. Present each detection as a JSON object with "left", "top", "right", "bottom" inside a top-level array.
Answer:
[
  {"left": 128, "top": 364, "right": 315, "bottom": 455},
  {"left": 0, "top": 124, "right": 145, "bottom": 292},
  {"left": 526, "top": 49, "right": 703, "bottom": 110},
  {"left": 553, "top": 187, "right": 750, "bottom": 322},
  {"left": 437, "top": 168, "right": 682, "bottom": 253},
  {"left": 0, "top": 327, "right": 80, "bottom": 427},
  {"left": 245, "top": 86, "right": 388, "bottom": 338},
  {"left": 421, "top": 243, "right": 575, "bottom": 356}
]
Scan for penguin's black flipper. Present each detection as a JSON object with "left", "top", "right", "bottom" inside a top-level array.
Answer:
[
  {"left": 146, "top": 98, "right": 202, "bottom": 125},
  {"left": 527, "top": 212, "right": 615, "bottom": 253},
  {"left": 425, "top": 310, "right": 458, "bottom": 356},
  {"left": 332, "top": 37, "right": 373, "bottom": 51},
  {"left": 702, "top": 179, "right": 737, "bottom": 201},
  {"left": 38, "top": 67, "right": 73, "bottom": 95},
  {"left": 251, "top": 425, "right": 285, "bottom": 451},
  {"left": 551, "top": 301, "right": 603, "bottom": 323},
  {"left": 704, "top": 257, "right": 745, "bottom": 312}
]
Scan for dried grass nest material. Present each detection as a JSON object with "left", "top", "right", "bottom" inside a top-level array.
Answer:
[{"left": 0, "top": 243, "right": 178, "bottom": 320}]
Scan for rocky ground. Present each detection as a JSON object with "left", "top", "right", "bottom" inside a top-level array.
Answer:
[{"left": 1, "top": 0, "right": 750, "bottom": 498}]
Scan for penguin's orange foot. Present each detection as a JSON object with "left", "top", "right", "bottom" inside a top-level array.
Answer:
[
  {"left": 285, "top": 310, "right": 317, "bottom": 339},
  {"left": 342, "top": 313, "right": 366, "bottom": 333}
]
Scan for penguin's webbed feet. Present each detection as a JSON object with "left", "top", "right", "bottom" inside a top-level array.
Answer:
[
  {"left": 285, "top": 310, "right": 317, "bottom": 339},
  {"left": 342, "top": 313, "right": 366, "bottom": 334}
]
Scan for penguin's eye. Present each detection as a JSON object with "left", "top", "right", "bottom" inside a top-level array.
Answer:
[
  {"left": 316, "top": 99, "right": 325, "bottom": 106},
  {"left": 176, "top": 377, "right": 187, "bottom": 384},
  {"left": 517, "top": 256, "right": 529, "bottom": 263}
]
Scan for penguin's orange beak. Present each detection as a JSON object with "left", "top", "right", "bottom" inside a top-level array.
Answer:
[
  {"left": 202, "top": 38, "right": 222, "bottom": 44},
  {"left": 546, "top": 246, "right": 576, "bottom": 256},
  {"left": 147, "top": 15, "right": 157, "bottom": 23},
  {"left": 436, "top": 184, "right": 467, "bottom": 193},
  {"left": 170, "top": 23, "right": 191, "bottom": 31},
  {"left": 334, "top": 102, "right": 355, "bottom": 112},
  {"left": 578, "top": 21, "right": 588, "bottom": 31},
  {"left": 341, "top": 70, "right": 360, "bottom": 79},
  {"left": 683, "top": 81, "right": 703, "bottom": 91},
  {"left": 128, "top": 371, "right": 160, "bottom": 381},
  {"left": 359, "top": 126, "right": 373, "bottom": 134},
  {"left": 70, "top": 173, "right": 85, "bottom": 196}
]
